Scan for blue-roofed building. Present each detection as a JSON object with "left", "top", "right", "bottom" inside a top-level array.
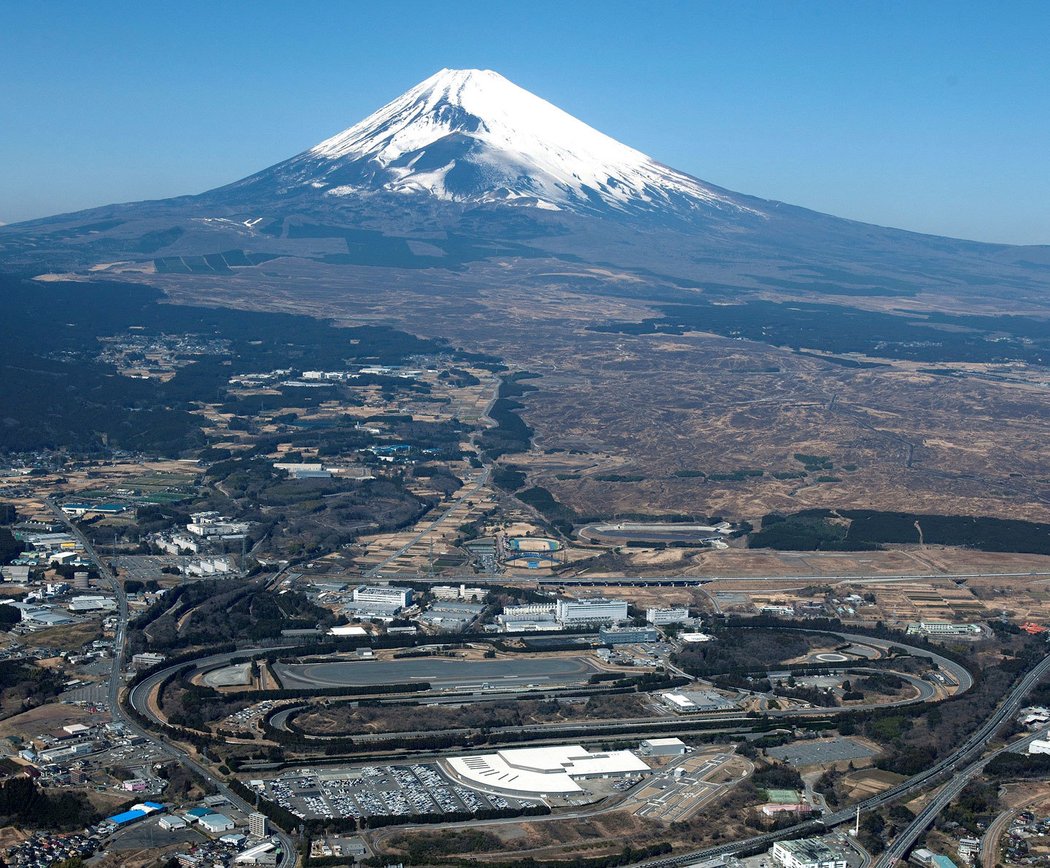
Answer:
[
  {"left": 107, "top": 809, "right": 146, "bottom": 827},
  {"left": 932, "top": 857, "right": 958, "bottom": 868},
  {"left": 182, "top": 806, "right": 215, "bottom": 822}
]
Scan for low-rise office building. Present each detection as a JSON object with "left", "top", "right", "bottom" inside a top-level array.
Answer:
[
  {"left": 599, "top": 625, "right": 658, "bottom": 645},
  {"left": 353, "top": 584, "right": 412, "bottom": 609},
  {"left": 555, "top": 598, "right": 628, "bottom": 626},
  {"left": 772, "top": 839, "right": 848, "bottom": 868},
  {"left": 646, "top": 607, "right": 689, "bottom": 625}
]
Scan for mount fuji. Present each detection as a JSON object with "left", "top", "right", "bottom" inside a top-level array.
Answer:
[
  {"left": 222, "top": 67, "right": 761, "bottom": 219},
  {"left": 1, "top": 67, "right": 1047, "bottom": 302}
]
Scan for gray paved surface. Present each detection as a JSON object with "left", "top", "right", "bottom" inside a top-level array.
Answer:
[
  {"left": 273, "top": 655, "right": 597, "bottom": 689},
  {"left": 767, "top": 736, "right": 877, "bottom": 767}
]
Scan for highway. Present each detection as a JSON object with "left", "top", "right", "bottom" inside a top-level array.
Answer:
[
  {"left": 47, "top": 500, "right": 297, "bottom": 868},
  {"left": 365, "top": 571, "right": 1050, "bottom": 587},
  {"left": 116, "top": 591, "right": 1003, "bottom": 868},
  {"left": 634, "top": 648, "right": 1050, "bottom": 868},
  {"left": 873, "top": 730, "right": 1048, "bottom": 868}
]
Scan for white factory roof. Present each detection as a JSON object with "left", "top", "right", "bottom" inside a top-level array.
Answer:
[
  {"left": 447, "top": 744, "right": 650, "bottom": 796},
  {"left": 680, "top": 632, "right": 715, "bottom": 643},
  {"left": 236, "top": 842, "right": 276, "bottom": 863},
  {"left": 328, "top": 625, "right": 369, "bottom": 637}
]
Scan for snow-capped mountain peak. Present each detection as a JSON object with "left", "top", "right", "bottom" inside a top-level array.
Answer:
[{"left": 269, "top": 68, "right": 763, "bottom": 217}]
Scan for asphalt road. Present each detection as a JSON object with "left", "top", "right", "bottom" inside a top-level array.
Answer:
[
  {"left": 48, "top": 501, "right": 297, "bottom": 868},
  {"left": 634, "top": 648, "right": 1050, "bottom": 868},
  {"left": 368, "top": 571, "right": 1050, "bottom": 587},
  {"left": 271, "top": 655, "right": 598, "bottom": 689},
  {"left": 121, "top": 620, "right": 980, "bottom": 868},
  {"left": 874, "top": 729, "right": 1048, "bottom": 868}
]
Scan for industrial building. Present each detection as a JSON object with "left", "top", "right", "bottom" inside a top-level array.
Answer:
[
  {"left": 67, "top": 595, "right": 116, "bottom": 613},
  {"left": 353, "top": 585, "right": 412, "bottom": 608},
  {"left": 646, "top": 607, "right": 690, "bottom": 625},
  {"left": 104, "top": 802, "right": 164, "bottom": 830},
  {"left": 661, "top": 690, "right": 737, "bottom": 713},
  {"left": 771, "top": 838, "right": 848, "bottom": 868},
  {"left": 555, "top": 597, "right": 628, "bottom": 626},
  {"left": 446, "top": 744, "right": 651, "bottom": 797},
  {"left": 198, "top": 813, "right": 235, "bottom": 833},
  {"left": 159, "top": 815, "right": 187, "bottom": 831},
  {"left": 599, "top": 625, "right": 659, "bottom": 645},
  {"left": 497, "top": 602, "right": 559, "bottom": 632},
  {"left": 639, "top": 737, "right": 687, "bottom": 756},
  {"left": 273, "top": 461, "right": 332, "bottom": 479},
  {"left": 3, "top": 601, "right": 74, "bottom": 627},
  {"left": 1, "top": 565, "right": 31, "bottom": 582},
  {"left": 1027, "top": 737, "right": 1050, "bottom": 755},
  {"left": 419, "top": 600, "right": 485, "bottom": 632},
  {"left": 38, "top": 742, "right": 94, "bottom": 762}
]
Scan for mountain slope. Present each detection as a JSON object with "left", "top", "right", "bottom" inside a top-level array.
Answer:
[
  {"left": 0, "top": 67, "right": 1047, "bottom": 307},
  {"left": 221, "top": 67, "right": 763, "bottom": 219}
]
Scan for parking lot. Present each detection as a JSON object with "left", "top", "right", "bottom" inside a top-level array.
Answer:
[
  {"left": 257, "top": 762, "right": 539, "bottom": 820},
  {"left": 766, "top": 736, "right": 876, "bottom": 767},
  {"left": 111, "top": 554, "right": 193, "bottom": 582}
]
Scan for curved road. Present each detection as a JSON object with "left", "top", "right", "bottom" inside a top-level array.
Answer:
[
  {"left": 121, "top": 616, "right": 987, "bottom": 868},
  {"left": 633, "top": 649, "right": 1050, "bottom": 868},
  {"left": 48, "top": 501, "right": 297, "bottom": 868},
  {"left": 131, "top": 631, "right": 966, "bottom": 752}
]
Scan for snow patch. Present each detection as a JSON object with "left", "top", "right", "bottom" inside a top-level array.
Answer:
[{"left": 286, "top": 68, "right": 764, "bottom": 218}]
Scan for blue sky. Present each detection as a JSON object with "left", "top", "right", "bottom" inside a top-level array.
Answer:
[{"left": 1, "top": 0, "right": 1048, "bottom": 244}]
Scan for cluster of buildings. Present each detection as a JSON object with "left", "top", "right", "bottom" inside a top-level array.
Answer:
[
  {"left": 2, "top": 830, "right": 101, "bottom": 867},
  {"left": 994, "top": 808, "right": 1050, "bottom": 865},
  {"left": 105, "top": 800, "right": 281, "bottom": 866},
  {"left": 2, "top": 592, "right": 115, "bottom": 630},
  {"left": 16, "top": 720, "right": 147, "bottom": 787},
  {"left": 152, "top": 530, "right": 205, "bottom": 555},
  {"left": 183, "top": 556, "right": 236, "bottom": 577},
  {"left": 496, "top": 598, "right": 630, "bottom": 633},
  {"left": 4, "top": 525, "right": 89, "bottom": 569},
  {"left": 186, "top": 512, "right": 252, "bottom": 539},
  {"left": 417, "top": 599, "right": 485, "bottom": 632},
  {"left": 906, "top": 620, "right": 984, "bottom": 638},
  {"left": 345, "top": 584, "right": 413, "bottom": 620}
]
